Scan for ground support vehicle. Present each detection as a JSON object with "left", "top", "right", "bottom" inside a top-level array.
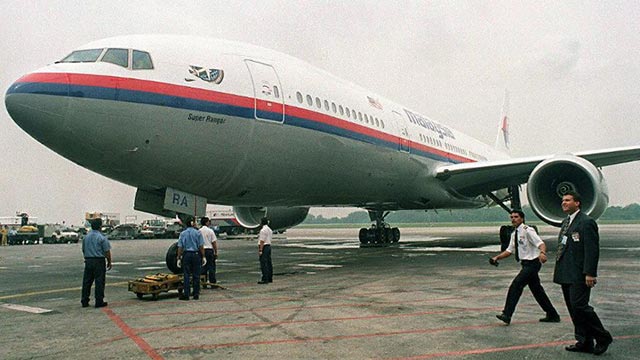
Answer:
[{"left": 128, "top": 273, "right": 222, "bottom": 300}]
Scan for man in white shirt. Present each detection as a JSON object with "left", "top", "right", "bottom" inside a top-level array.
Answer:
[
  {"left": 199, "top": 217, "right": 218, "bottom": 284},
  {"left": 490, "top": 209, "right": 560, "bottom": 325},
  {"left": 257, "top": 217, "right": 273, "bottom": 284}
]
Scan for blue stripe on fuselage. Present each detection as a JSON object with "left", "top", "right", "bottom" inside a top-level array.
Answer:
[{"left": 8, "top": 82, "right": 457, "bottom": 164}]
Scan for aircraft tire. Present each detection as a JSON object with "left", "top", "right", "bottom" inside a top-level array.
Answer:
[
  {"left": 166, "top": 242, "right": 182, "bottom": 274},
  {"left": 392, "top": 228, "right": 400, "bottom": 242},
  {"left": 499, "top": 225, "right": 513, "bottom": 252},
  {"left": 359, "top": 228, "right": 368, "bottom": 243}
]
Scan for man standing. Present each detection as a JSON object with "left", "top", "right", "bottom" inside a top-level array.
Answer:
[
  {"left": 491, "top": 209, "right": 560, "bottom": 325},
  {"left": 257, "top": 217, "right": 273, "bottom": 284},
  {"left": 199, "top": 217, "right": 218, "bottom": 284},
  {"left": 81, "top": 218, "right": 112, "bottom": 308},
  {"left": 177, "top": 216, "right": 205, "bottom": 300},
  {"left": 1, "top": 225, "right": 8, "bottom": 246},
  {"left": 554, "top": 191, "right": 612, "bottom": 355}
]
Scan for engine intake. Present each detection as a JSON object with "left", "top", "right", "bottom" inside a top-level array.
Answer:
[
  {"left": 527, "top": 155, "right": 609, "bottom": 226},
  {"left": 233, "top": 206, "right": 309, "bottom": 231}
]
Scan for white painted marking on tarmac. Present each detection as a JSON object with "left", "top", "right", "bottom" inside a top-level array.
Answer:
[
  {"left": 297, "top": 263, "right": 343, "bottom": 268},
  {"left": 404, "top": 245, "right": 500, "bottom": 252},
  {"left": 112, "top": 262, "right": 132, "bottom": 265},
  {"left": 0, "top": 267, "right": 8, "bottom": 270},
  {"left": 27, "top": 265, "right": 42, "bottom": 268},
  {"left": 290, "top": 252, "right": 328, "bottom": 256},
  {"left": 135, "top": 266, "right": 164, "bottom": 270},
  {"left": 282, "top": 243, "right": 359, "bottom": 250},
  {"left": 2, "top": 303, "right": 53, "bottom": 314}
]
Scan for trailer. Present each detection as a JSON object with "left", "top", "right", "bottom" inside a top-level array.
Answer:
[{"left": 128, "top": 273, "right": 222, "bottom": 300}]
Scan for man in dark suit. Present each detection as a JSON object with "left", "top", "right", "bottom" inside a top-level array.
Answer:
[{"left": 553, "top": 191, "right": 612, "bottom": 355}]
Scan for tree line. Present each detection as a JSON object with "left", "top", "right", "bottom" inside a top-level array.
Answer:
[{"left": 303, "top": 203, "right": 640, "bottom": 225}]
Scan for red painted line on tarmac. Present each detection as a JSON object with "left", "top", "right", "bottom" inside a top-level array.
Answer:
[
  {"left": 102, "top": 308, "right": 164, "bottom": 360},
  {"left": 137, "top": 306, "right": 502, "bottom": 334},
  {"left": 383, "top": 334, "right": 640, "bottom": 360},
  {"left": 156, "top": 319, "right": 541, "bottom": 353}
]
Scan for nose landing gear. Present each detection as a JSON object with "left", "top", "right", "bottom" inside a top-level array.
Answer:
[{"left": 358, "top": 210, "right": 400, "bottom": 245}]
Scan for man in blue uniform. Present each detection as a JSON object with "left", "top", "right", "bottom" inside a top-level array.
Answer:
[
  {"left": 554, "top": 191, "right": 612, "bottom": 355},
  {"left": 177, "top": 216, "right": 205, "bottom": 300},
  {"left": 81, "top": 218, "right": 112, "bottom": 308}
]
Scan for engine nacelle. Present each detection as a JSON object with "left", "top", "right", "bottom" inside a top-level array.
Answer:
[
  {"left": 527, "top": 155, "right": 609, "bottom": 227},
  {"left": 233, "top": 206, "right": 310, "bottom": 231}
]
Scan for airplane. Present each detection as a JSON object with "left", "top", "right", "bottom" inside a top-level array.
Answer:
[{"left": 5, "top": 34, "right": 640, "bottom": 247}]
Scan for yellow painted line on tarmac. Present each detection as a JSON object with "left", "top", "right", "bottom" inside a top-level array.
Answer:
[{"left": 0, "top": 281, "right": 129, "bottom": 300}]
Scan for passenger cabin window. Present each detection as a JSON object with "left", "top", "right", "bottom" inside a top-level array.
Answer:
[
  {"left": 306, "top": 94, "right": 313, "bottom": 106},
  {"left": 296, "top": 92, "right": 303, "bottom": 103},
  {"left": 132, "top": 50, "right": 153, "bottom": 69},
  {"left": 273, "top": 85, "right": 280, "bottom": 98},
  {"left": 59, "top": 49, "right": 103, "bottom": 63},
  {"left": 101, "top": 48, "right": 128, "bottom": 68}
]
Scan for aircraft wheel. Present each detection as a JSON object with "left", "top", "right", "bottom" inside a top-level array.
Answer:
[
  {"left": 165, "top": 242, "right": 181, "bottom": 274},
  {"left": 499, "top": 225, "right": 513, "bottom": 251},
  {"left": 359, "top": 228, "right": 368, "bottom": 243},
  {"left": 384, "top": 228, "right": 392, "bottom": 243},
  {"left": 392, "top": 228, "right": 400, "bottom": 242},
  {"left": 136, "top": 293, "right": 143, "bottom": 299}
]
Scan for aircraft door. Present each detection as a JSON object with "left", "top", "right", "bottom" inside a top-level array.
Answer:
[
  {"left": 392, "top": 111, "right": 411, "bottom": 153},
  {"left": 244, "top": 60, "right": 285, "bottom": 123}
]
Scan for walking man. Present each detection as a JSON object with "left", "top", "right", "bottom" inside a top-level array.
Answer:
[
  {"left": 554, "top": 191, "right": 612, "bottom": 355},
  {"left": 491, "top": 209, "right": 560, "bottom": 325}
]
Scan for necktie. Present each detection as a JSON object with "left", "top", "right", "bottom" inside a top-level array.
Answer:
[
  {"left": 556, "top": 217, "right": 570, "bottom": 261},
  {"left": 514, "top": 229, "right": 520, "bottom": 262}
]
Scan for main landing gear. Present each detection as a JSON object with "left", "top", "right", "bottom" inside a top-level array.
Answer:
[{"left": 358, "top": 210, "right": 400, "bottom": 245}]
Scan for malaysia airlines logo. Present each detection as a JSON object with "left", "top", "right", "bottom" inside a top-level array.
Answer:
[
  {"left": 187, "top": 66, "right": 225, "bottom": 84},
  {"left": 500, "top": 115, "right": 510, "bottom": 148}
]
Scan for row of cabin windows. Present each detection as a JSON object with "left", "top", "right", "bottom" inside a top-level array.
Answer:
[
  {"left": 419, "top": 133, "right": 443, "bottom": 148},
  {"left": 444, "top": 142, "right": 469, "bottom": 156},
  {"left": 295, "top": 91, "right": 385, "bottom": 129}
]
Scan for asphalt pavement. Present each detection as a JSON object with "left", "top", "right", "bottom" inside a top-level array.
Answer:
[{"left": 1, "top": 225, "right": 638, "bottom": 359}]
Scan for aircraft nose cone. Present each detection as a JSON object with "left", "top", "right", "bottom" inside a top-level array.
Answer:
[{"left": 5, "top": 72, "right": 70, "bottom": 147}]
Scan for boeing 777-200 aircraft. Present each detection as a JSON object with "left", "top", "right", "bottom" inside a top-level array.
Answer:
[{"left": 5, "top": 35, "right": 640, "bottom": 245}]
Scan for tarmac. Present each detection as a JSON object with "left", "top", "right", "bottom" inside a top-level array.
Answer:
[{"left": 0, "top": 224, "right": 638, "bottom": 359}]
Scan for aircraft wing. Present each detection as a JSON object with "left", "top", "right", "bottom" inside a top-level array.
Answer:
[{"left": 435, "top": 145, "right": 640, "bottom": 196}]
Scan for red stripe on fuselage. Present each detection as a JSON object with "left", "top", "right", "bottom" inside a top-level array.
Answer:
[{"left": 17, "top": 72, "right": 475, "bottom": 164}]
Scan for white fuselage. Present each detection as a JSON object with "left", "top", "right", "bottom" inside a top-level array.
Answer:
[{"left": 6, "top": 35, "right": 509, "bottom": 211}]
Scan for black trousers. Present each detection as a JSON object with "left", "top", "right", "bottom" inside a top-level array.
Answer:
[
  {"left": 503, "top": 260, "right": 558, "bottom": 318},
  {"left": 81, "top": 257, "right": 106, "bottom": 304},
  {"left": 260, "top": 245, "right": 273, "bottom": 282},
  {"left": 561, "top": 283, "right": 611, "bottom": 345},
  {"left": 182, "top": 252, "right": 201, "bottom": 297},
  {"left": 204, "top": 248, "right": 216, "bottom": 283}
]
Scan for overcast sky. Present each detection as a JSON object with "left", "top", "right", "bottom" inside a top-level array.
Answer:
[{"left": 2, "top": 1, "right": 639, "bottom": 225}]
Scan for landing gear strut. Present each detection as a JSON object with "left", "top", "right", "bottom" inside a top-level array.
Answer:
[{"left": 358, "top": 210, "right": 400, "bottom": 244}]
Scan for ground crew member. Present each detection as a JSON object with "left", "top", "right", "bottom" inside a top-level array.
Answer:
[
  {"left": 257, "top": 217, "right": 273, "bottom": 284},
  {"left": 554, "top": 191, "right": 612, "bottom": 355},
  {"left": 199, "top": 217, "right": 218, "bottom": 284},
  {"left": 81, "top": 218, "right": 112, "bottom": 308},
  {"left": 1, "top": 225, "right": 8, "bottom": 246},
  {"left": 490, "top": 209, "right": 560, "bottom": 325},
  {"left": 177, "top": 216, "right": 205, "bottom": 300}
]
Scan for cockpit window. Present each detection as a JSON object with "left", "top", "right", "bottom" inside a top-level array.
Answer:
[
  {"left": 101, "top": 48, "right": 129, "bottom": 68},
  {"left": 132, "top": 50, "right": 153, "bottom": 70},
  {"left": 59, "top": 49, "right": 103, "bottom": 63}
]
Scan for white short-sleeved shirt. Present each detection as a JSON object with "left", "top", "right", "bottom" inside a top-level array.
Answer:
[
  {"left": 258, "top": 225, "right": 272, "bottom": 245},
  {"left": 506, "top": 224, "right": 544, "bottom": 260},
  {"left": 199, "top": 226, "right": 217, "bottom": 249}
]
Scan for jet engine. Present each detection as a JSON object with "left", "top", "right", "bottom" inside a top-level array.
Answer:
[
  {"left": 527, "top": 155, "right": 609, "bottom": 227},
  {"left": 233, "top": 206, "right": 310, "bottom": 231}
]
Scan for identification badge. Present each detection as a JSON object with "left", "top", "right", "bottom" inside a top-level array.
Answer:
[
  {"left": 561, "top": 235, "right": 567, "bottom": 245},
  {"left": 572, "top": 232, "right": 580, "bottom": 242}
]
